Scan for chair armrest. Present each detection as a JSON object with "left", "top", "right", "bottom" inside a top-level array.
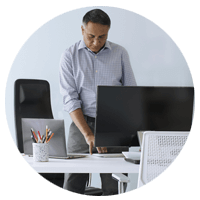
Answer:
[{"left": 112, "top": 173, "right": 130, "bottom": 183}]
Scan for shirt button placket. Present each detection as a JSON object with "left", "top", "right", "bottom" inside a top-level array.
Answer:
[{"left": 94, "top": 55, "right": 98, "bottom": 93}]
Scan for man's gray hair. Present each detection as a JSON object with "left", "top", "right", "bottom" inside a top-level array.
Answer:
[{"left": 82, "top": 9, "right": 111, "bottom": 27}]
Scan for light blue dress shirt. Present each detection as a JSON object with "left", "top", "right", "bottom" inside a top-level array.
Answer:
[{"left": 59, "top": 40, "right": 137, "bottom": 118}]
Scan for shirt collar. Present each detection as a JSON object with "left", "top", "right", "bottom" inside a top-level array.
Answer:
[
  {"left": 78, "top": 40, "right": 87, "bottom": 50},
  {"left": 78, "top": 40, "right": 112, "bottom": 51},
  {"left": 104, "top": 40, "right": 111, "bottom": 50}
]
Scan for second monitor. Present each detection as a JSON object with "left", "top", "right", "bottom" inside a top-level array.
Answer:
[{"left": 94, "top": 86, "right": 194, "bottom": 147}]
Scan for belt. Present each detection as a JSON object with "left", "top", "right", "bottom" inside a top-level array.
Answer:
[{"left": 85, "top": 115, "right": 95, "bottom": 123}]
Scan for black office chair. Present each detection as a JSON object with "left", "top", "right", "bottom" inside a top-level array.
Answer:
[
  {"left": 14, "top": 79, "right": 103, "bottom": 195},
  {"left": 14, "top": 79, "right": 64, "bottom": 188}
]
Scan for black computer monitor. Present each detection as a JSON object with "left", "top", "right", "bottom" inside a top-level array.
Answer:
[{"left": 94, "top": 86, "right": 194, "bottom": 147}]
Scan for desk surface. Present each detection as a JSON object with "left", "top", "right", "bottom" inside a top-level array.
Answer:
[{"left": 23, "top": 154, "right": 139, "bottom": 173}]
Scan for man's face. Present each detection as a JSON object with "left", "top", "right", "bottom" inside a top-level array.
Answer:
[{"left": 81, "top": 21, "right": 109, "bottom": 53}]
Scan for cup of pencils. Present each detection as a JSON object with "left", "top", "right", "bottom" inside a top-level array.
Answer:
[
  {"left": 31, "top": 125, "right": 54, "bottom": 162},
  {"left": 33, "top": 143, "right": 49, "bottom": 162}
]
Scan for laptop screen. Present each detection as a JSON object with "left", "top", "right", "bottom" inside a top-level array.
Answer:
[{"left": 21, "top": 118, "right": 67, "bottom": 157}]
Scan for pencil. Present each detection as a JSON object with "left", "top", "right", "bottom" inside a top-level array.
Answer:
[
  {"left": 45, "top": 125, "right": 48, "bottom": 143},
  {"left": 31, "top": 128, "right": 38, "bottom": 143},
  {"left": 38, "top": 131, "right": 42, "bottom": 140},
  {"left": 47, "top": 133, "right": 54, "bottom": 143}
]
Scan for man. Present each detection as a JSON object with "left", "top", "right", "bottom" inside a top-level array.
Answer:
[{"left": 59, "top": 9, "right": 137, "bottom": 195}]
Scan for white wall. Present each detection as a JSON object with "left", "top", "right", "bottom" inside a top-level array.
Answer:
[{"left": 5, "top": 6, "right": 193, "bottom": 192}]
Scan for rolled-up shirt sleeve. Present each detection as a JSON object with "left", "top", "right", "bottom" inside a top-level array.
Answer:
[
  {"left": 59, "top": 49, "right": 82, "bottom": 113},
  {"left": 121, "top": 48, "right": 137, "bottom": 86}
]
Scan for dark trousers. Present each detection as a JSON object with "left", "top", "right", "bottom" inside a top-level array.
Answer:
[{"left": 63, "top": 116, "right": 128, "bottom": 195}]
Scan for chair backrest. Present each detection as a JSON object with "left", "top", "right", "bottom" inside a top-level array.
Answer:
[
  {"left": 14, "top": 79, "right": 53, "bottom": 153},
  {"left": 137, "top": 131, "right": 189, "bottom": 188}
]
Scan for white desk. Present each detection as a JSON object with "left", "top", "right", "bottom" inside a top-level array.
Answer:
[{"left": 23, "top": 154, "right": 139, "bottom": 174}]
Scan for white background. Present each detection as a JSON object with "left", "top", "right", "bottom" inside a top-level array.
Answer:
[{"left": 4, "top": 4, "right": 194, "bottom": 190}]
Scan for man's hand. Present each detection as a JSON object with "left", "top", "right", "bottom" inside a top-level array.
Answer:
[
  {"left": 96, "top": 147, "right": 107, "bottom": 154},
  {"left": 85, "top": 133, "right": 107, "bottom": 154},
  {"left": 84, "top": 132, "right": 95, "bottom": 155},
  {"left": 70, "top": 108, "right": 107, "bottom": 155}
]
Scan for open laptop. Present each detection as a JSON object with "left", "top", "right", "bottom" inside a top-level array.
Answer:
[{"left": 21, "top": 118, "right": 85, "bottom": 159}]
